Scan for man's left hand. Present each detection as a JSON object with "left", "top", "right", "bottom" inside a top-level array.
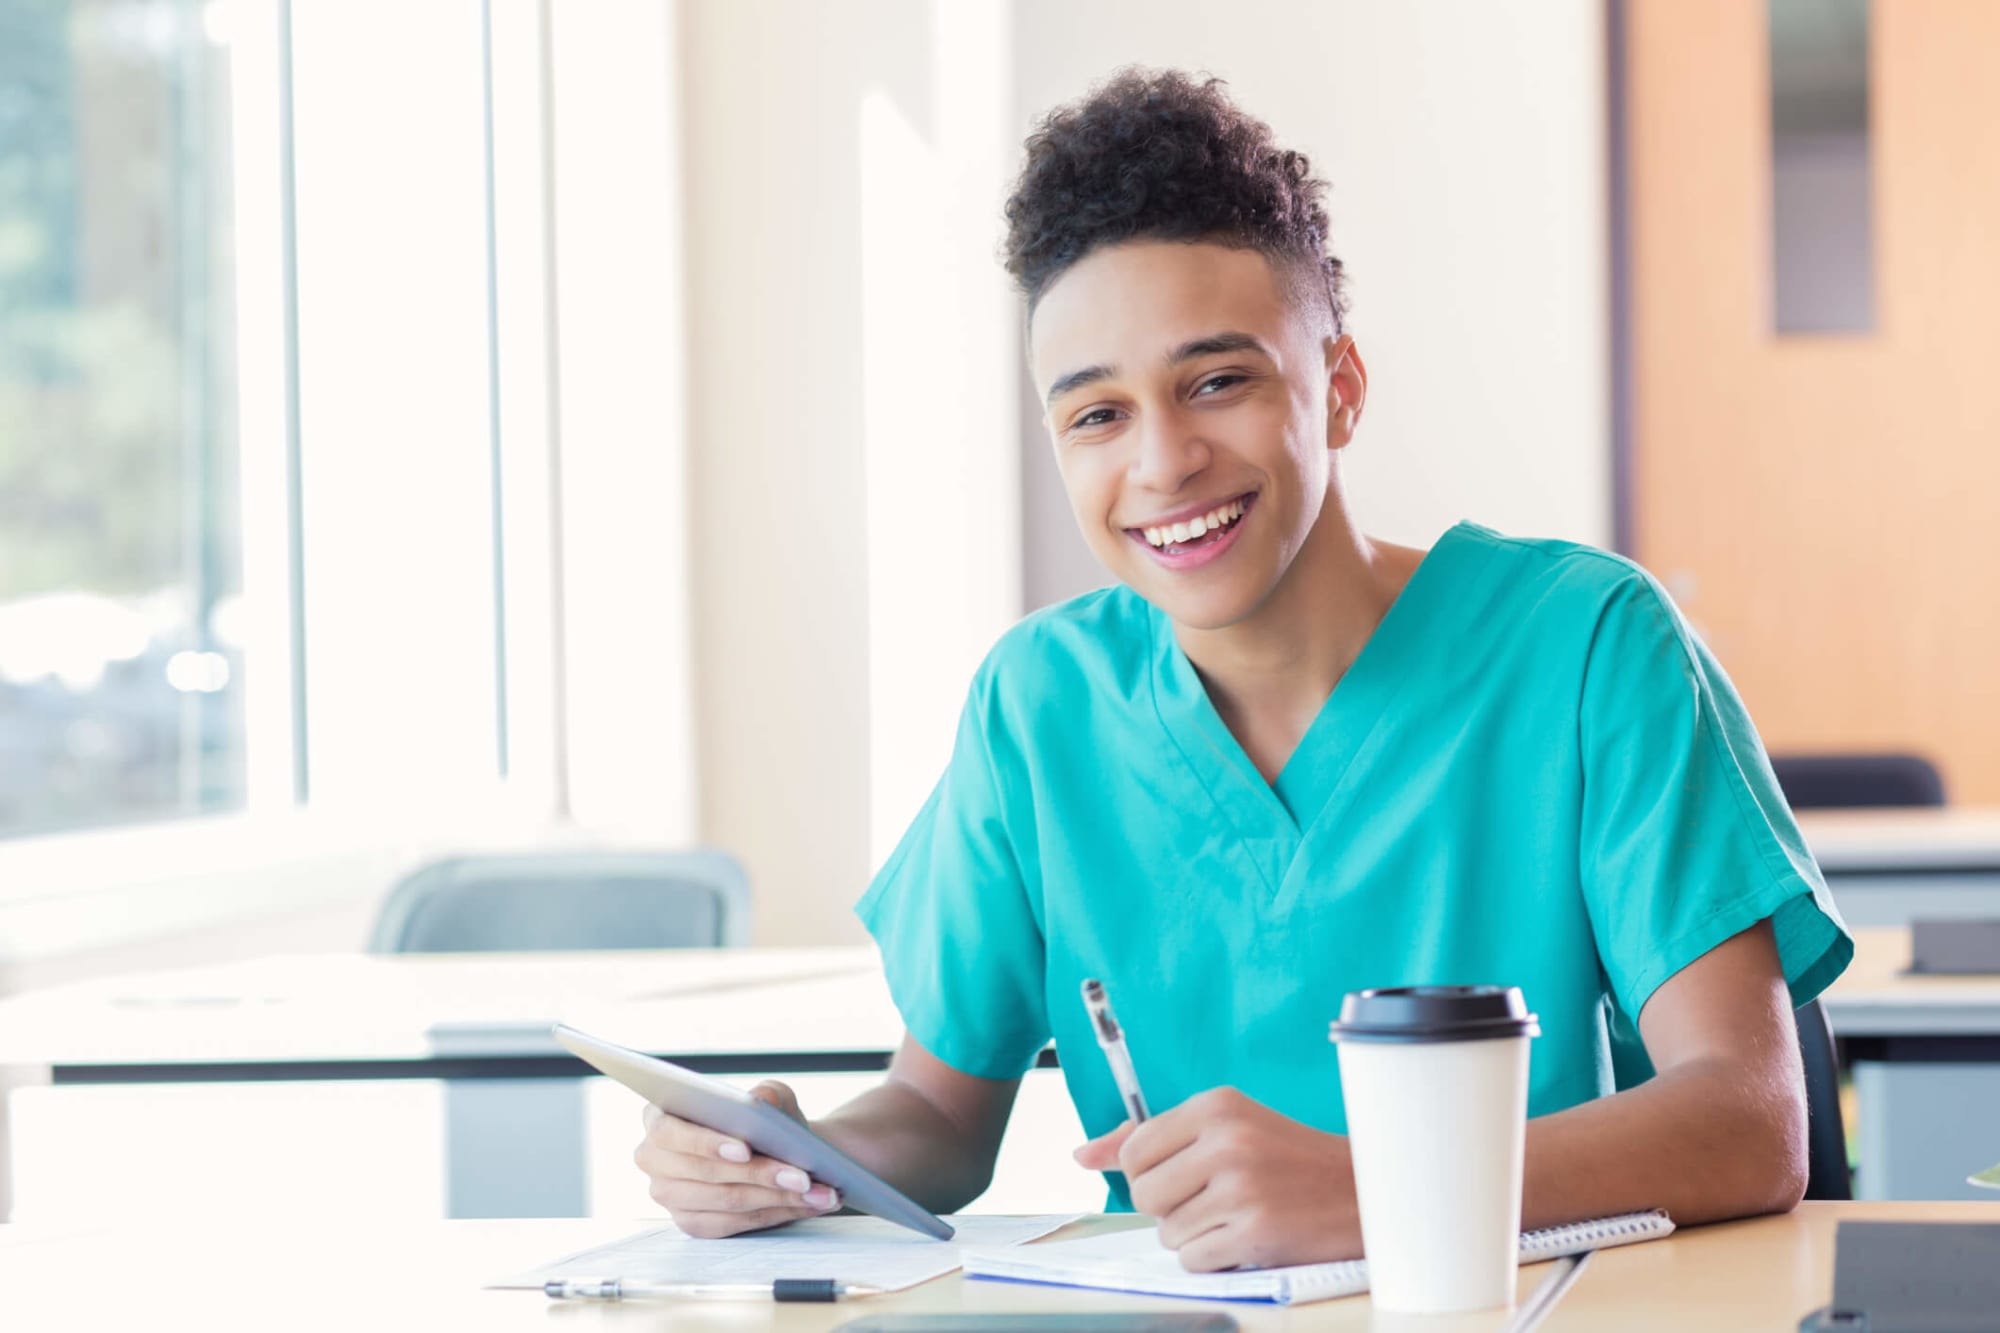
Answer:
[{"left": 1072, "top": 1087, "right": 1362, "bottom": 1271}]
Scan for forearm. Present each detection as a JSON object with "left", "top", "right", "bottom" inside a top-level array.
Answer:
[
  {"left": 810, "top": 1078, "right": 999, "bottom": 1213},
  {"left": 1522, "top": 1057, "right": 1808, "bottom": 1229}
]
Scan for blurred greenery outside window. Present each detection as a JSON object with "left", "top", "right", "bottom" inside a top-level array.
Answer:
[{"left": 0, "top": 0, "right": 246, "bottom": 838}]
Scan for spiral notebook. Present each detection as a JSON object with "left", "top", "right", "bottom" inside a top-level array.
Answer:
[{"left": 961, "top": 1210, "right": 1674, "bottom": 1307}]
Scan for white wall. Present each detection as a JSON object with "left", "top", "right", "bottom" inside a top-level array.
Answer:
[
  {"left": 679, "top": 0, "right": 1020, "bottom": 946},
  {"left": 681, "top": 0, "right": 1610, "bottom": 936},
  {"left": 1012, "top": 0, "right": 1613, "bottom": 607}
]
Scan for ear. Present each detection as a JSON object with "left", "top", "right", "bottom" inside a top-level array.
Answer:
[{"left": 1324, "top": 334, "right": 1369, "bottom": 450}]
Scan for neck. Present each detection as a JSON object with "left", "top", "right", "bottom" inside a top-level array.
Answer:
[{"left": 1174, "top": 484, "right": 1414, "bottom": 725}]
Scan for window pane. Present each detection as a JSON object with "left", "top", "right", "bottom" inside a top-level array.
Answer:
[
  {"left": 0, "top": 0, "right": 245, "bottom": 837},
  {"left": 1770, "top": 0, "right": 1875, "bottom": 333}
]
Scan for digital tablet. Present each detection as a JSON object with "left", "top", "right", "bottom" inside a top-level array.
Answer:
[{"left": 552, "top": 1022, "right": 954, "bottom": 1240}]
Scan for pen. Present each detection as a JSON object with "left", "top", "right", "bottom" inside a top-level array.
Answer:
[
  {"left": 1499, "top": 1250, "right": 1593, "bottom": 1333},
  {"left": 1081, "top": 978, "right": 1152, "bottom": 1123},
  {"left": 544, "top": 1278, "right": 882, "bottom": 1302}
]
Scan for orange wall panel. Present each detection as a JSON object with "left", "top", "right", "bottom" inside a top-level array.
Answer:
[{"left": 1629, "top": 0, "right": 2000, "bottom": 799}]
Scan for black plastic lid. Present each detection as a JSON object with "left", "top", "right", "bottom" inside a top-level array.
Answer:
[{"left": 1327, "top": 985, "right": 1540, "bottom": 1045}]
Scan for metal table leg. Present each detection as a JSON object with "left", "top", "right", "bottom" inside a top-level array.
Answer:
[
  {"left": 1853, "top": 1058, "right": 2000, "bottom": 1201},
  {"left": 442, "top": 1076, "right": 589, "bottom": 1218}
]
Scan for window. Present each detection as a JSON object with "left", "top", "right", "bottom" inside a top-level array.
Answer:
[
  {"left": 0, "top": 0, "right": 246, "bottom": 838},
  {"left": 0, "top": 0, "right": 699, "bottom": 875}
]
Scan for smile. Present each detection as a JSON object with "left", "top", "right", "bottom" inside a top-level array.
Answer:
[
  {"left": 1138, "top": 497, "right": 1247, "bottom": 549},
  {"left": 1125, "top": 493, "right": 1257, "bottom": 569}
]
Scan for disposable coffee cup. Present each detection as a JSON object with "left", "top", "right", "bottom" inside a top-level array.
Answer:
[{"left": 1328, "top": 985, "right": 1539, "bottom": 1315}]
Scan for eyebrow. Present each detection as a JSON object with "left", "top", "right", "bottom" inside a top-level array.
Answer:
[{"left": 1043, "top": 330, "right": 1274, "bottom": 409}]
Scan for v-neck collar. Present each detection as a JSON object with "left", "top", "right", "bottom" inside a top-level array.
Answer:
[{"left": 1145, "top": 524, "right": 1471, "bottom": 894}]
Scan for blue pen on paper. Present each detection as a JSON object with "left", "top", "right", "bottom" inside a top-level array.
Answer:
[{"left": 1081, "top": 978, "right": 1152, "bottom": 1123}]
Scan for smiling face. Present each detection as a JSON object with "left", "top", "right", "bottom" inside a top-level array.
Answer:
[{"left": 1031, "top": 239, "right": 1365, "bottom": 632}]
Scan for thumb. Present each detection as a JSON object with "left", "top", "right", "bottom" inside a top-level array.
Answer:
[
  {"left": 749, "top": 1080, "right": 805, "bottom": 1122},
  {"left": 1073, "top": 1120, "right": 1135, "bottom": 1170}
]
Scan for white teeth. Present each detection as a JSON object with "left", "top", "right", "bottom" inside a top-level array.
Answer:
[{"left": 1140, "top": 498, "right": 1247, "bottom": 548}]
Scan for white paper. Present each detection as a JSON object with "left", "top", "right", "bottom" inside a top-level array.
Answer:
[
  {"left": 963, "top": 1226, "right": 1341, "bottom": 1303},
  {"left": 963, "top": 1210, "right": 1676, "bottom": 1307},
  {"left": 489, "top": 1213, "right": 1077, "bottom": 1293}
]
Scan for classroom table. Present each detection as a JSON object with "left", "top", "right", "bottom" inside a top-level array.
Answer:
[
  {"left": 0, "top": 947, "right": 908, "bottom": 1222},
  {"left": 2, "top": 1201, "right": 1995, "bottom": 1331},
  {"left": 1782, "top": 808, "right": 2000, "bottom": 1198},
  {"left": 1818, "top": 924, "right": 2000, "bottom": 1201},
  {"left": 1800, "top": 805, "right": 2000, "bottom": 925},
  {"left": 7, "top": 919, "right": 2000, "bottom": 1224}
]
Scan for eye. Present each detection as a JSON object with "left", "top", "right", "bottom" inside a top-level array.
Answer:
[
  {"left": 1071, "top": 407, "right": 1121, "bottom": 431},
  {"left": 1194, "top": 373, "right": 1246, "bottom": 396}
]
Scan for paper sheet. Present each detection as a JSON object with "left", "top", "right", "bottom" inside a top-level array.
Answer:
[{"left": 489, "top": 1213, "right": 1078, "bottom": 1293}]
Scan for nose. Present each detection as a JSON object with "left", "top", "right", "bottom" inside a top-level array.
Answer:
[{"left": 1128, "top": 405, "right": 1211, "bottom": 495}]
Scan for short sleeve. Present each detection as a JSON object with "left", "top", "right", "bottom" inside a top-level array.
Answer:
[
  {"left": 1577, "top": 573, "right": 1853, "bottom": 1027},
  {"left": 854, "top": 672, "right": 1050, "bottom": 1080}
]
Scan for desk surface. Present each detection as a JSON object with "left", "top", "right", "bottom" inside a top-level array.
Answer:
[
  {"left": 8, "top": 923, "right": 2000, "bottom": 1077},
  {"left": 1799, "top": 805, "right": 2000, "bottom": 871},
  {"left": 0, "top": 946, "right": 899, "bottom": 1071},
  {"left": 3, "top": 1203, "right": 1995, "bottom": 1331},
  {"left": 1821, "top": 923, "right": 2000, "bottom": 1035}
]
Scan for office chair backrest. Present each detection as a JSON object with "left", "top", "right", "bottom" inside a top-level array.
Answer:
[
  {"left": 367, "top": 849, "right": 752, "bottom": 953},
  {"left": 1769, "top": 752, "right": 1946, "bottom": 810},
  {"left": 1796, "top": 998, "right": 1851, "bottom": 1201}
]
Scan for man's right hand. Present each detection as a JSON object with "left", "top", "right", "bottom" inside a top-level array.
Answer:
[{"left": 632, "top": 1080, "right": 843, "bottom": 1237}]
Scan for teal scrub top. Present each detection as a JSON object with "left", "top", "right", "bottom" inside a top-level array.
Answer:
[{"left": 854, "top": 522, "right": 1853, "bottom": 1209}]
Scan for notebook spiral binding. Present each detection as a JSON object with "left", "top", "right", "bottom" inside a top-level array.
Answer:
[{"left": 1520, "top": 1209, "right": 1676, "bottom": 1258}]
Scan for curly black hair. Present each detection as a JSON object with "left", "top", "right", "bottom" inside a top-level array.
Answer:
[{"left": 1003, "top": 69, "right": 1347, "bottom": 332}]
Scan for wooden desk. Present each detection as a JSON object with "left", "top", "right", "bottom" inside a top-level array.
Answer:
[{"left": 3, "top": 1203, "right": 1995, "bottom": 1331}]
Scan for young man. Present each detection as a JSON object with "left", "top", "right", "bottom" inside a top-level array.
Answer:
[{"left": 636, "top": 70, "right": 1851, "bottom": 1270}]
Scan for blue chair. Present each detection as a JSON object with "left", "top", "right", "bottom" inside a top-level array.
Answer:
[
  {"left": 1763, "top": 754, "right": 1925, "bottom": 1201},
  {"left": 368, "top": 849, "right": 751, "bottom": 953},
  {"left": 368, "top": 848, "right": 752, "bottom": 1218},
  {"left": 1796, "top": 998, "right": 1850, "bottom": 1200},
  {"left": 1769, "top": 753, "right": 1946, "bottom": 810}
]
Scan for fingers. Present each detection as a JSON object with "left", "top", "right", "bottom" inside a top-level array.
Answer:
[
  {"left": 643, "top": 1105, "right": 755, "bottom": 1164},
  {"left": 1072, "top": 1120, "right": 1135, "bottom": 1171},
  {"left": 648, "top": 1171, "right": 841, "bottom": 1216},
  {"left": 1117, "top": 1108, "right": 1202, "bottom": 1179},
  {"left": 635, "top": 1127, "right": 835, "bottom": 1196},
  {"left": 1126, "top": 1140, "right": 1212, "bottom": 1222},
  {"left": 1173, "top": 1216, "right": 1246, "bottom": 1273},
  {"left": 633, "top": 1101, "right": 840, "bottom": 1222},
  {"left": 748, "top": 1080, "right": 805, "bottom": 1120}
]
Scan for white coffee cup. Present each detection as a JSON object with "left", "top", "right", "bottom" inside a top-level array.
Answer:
[{"left": 1328, "top": 985, "right": 1539, "bottom": 1315}]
